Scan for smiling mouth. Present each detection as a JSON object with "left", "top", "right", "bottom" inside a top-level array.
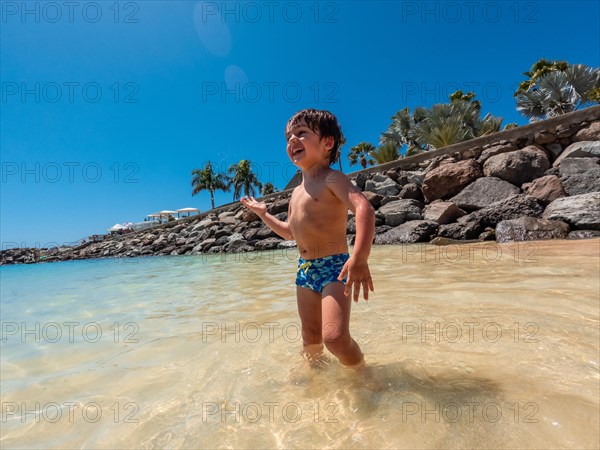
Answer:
[{"left": 292, "top": 147, "right": 304, "bottom": 157}]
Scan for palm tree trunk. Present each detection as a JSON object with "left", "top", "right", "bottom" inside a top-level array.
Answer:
[{"left": 210, "top": 190, "right": 215, "bottom": 209}]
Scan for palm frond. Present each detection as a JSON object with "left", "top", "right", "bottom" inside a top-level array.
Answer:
[{"left": 370, "top": 142, "right": 400, "bottom": 163}]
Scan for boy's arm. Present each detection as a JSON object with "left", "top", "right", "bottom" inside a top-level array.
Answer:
[
  {"left": 240, "top": 196, "right": 294, "bottom": 241},
  {"left": 326, "top": 172, "right": 375, "bottom": 302}
]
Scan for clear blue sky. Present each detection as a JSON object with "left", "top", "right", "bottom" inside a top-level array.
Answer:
[{"left": 1, "top": 0, "right": 599, "bottom": 248}]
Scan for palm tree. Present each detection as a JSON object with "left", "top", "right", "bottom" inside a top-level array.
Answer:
[
  {"left": 381, "top": 92, "right": 502, "bottom": 153},
  {"left": 449, "top": 89, "right": 481, "bottom": 108},
  {"left": 348, "top": 142, "right": 376, "bottom": 168},
  {"left": 515, "top": 60, "right": 600, "bottom": 121},
  {"left": 515, "top": 59, "right": 569, "bottom": 96},
  {"left": 191, "top": 161, "right": 230, "bottom": 209},
  {"left": 228, "top": 159, "right": 262, "bottom": 201},
  {"left": 369, "top": 142, "right": 400, "bottom": 164},
  {"left": 380, "top": 107, "right": 425, "bottom": 154},
  {"left": 261, "top": 182, "right": 279, "bottom": 196}
]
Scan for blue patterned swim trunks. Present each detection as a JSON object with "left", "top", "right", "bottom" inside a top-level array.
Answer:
[{"left": 296, "top": 253, "right": 349, "bottom": 294}]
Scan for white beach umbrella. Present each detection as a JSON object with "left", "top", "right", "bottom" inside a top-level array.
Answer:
[
  {"left": 159, "top": 210, "right": 178, "bottom": 219},
  {"left": 107, "top": 223, "right": 125, "bottom": 232},
  {"left": 176, "top": 207, "right": 200, "bottom": 217}
]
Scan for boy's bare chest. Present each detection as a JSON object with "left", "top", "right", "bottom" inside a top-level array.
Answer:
[{"left": 289, "top": 185, "right": 338, "bottom": 221}]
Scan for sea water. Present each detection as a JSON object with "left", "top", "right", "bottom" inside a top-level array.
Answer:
[{"left": 1, "top": 239, "right": 599, "bottom": 449}]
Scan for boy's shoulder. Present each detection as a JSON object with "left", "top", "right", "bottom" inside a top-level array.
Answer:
[
  {"left": 323, "top": 168, "right": 350, "bottom": 184},
  {"left": 324, "top": 169, "right": 356, "bottom": 194}
]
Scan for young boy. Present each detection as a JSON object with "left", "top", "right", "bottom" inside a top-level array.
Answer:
[{"left": 240, "top": 108, "right": 375, "bottom": 369}]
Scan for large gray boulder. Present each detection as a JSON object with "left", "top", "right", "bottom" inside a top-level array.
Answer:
[
  {"left": 483, "top": 146, "right": 550, "bottom": 186},
  {"left": 558, "top": 157, "right": 600, "bottom": 195},
  {"left": 495, "top": 217, "right": 570, "bottom": 243},
  {"left": 450, "top": 177, "right": 520, "bottom": 211},
  {"left": 459, "top": 194, "right": 544, "bottom": 228},
  {"left": 437, "top": 221, "right": 483, "bottom": 240},
  {"left": 542, "top": 192, "right": 600, "bottom": 230},
  {"left": 553, "top": 141, "right": 600, "bottom": 166},
  {"left": 561, "top": 172, "right": 600, "bottom": 196},
  {"left": 377, "top": 199, "right": 423, "bottom": 226},
  {"left": 365, "top": 177, "right": 401, "bottom": 196},
  {"left": 558, "top": 157, "right": 600, "bottom": 176},
  {"left": 374, "top": 220, "right": 438, "bottom": 244}
]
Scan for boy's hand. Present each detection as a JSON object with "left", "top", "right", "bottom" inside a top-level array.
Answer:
[
  {"left": 338, "top": 257, "right": 374, "bottom": 302},
  {"left": 240, "top": 196, "right": 267, "bottom": 217}
]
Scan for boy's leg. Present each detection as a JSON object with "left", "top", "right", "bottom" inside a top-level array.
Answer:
[
  {"left": 321, "top": 281, "right": 363, "bottom": 367},
  {"left": 296, "top": 286, "right": 324, "bottom": 358}
]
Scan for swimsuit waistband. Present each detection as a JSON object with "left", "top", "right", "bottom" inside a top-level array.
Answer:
[{"left": 298, "top": 252, "right": 349, "bottom": 263}]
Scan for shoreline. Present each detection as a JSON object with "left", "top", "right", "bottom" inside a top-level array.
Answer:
[{"left": 2, "top": 236, "right": 599, "bottom": 268}]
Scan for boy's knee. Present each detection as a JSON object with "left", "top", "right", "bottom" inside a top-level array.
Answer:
[
  {"left": 322, "top": 322, "right": 348, "bottom": 344},
  {"left": 323, "top": 328, "right": 350, "bottom": 348}
]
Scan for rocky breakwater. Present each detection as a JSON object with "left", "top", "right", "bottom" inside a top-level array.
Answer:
[
  {"left": 0, "top": 197, "right": 297, "bottom": 265},
  {"left": 2, "top": 110, "right": 599, "bottom": 266},
  {"left": 369, "top": 120, "right": 599, "bottom": 246}
]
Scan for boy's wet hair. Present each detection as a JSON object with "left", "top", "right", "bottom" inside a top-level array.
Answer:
[{"left": 286, "top": 108, "right": 346, "bottom": 166}]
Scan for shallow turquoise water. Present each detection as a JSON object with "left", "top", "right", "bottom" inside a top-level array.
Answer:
[{"left": 1, "top": 240, "right": 599, "bottom": 449}]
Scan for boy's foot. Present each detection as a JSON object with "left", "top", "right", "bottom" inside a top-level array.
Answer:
[
  {"left": 301, "top": 343, "right": 330, "bottom": 369},
  {"left": 288, "top": 344, "right": 331, "bottom": 385}
]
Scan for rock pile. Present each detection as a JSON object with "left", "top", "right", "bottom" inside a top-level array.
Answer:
[{"left": 2, "top": 109, "right": 599, "bottom": 265}]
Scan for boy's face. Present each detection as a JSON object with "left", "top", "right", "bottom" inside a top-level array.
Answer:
[{"left": 285, "top": 119, "right": 334, "bottom": 169}]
